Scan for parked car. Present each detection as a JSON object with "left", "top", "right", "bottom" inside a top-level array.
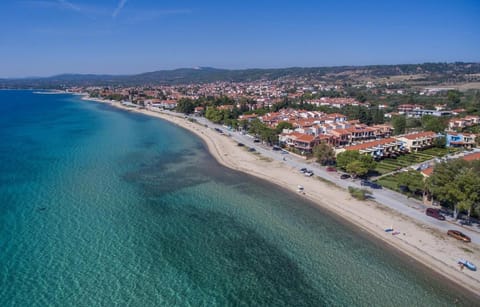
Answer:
[
  {"left": 369, "top": 182, "right": 382, "bottom": 189},
  {"left": 304, "top": 170, "right": 314, "bottom": 177},
  {"left": 447, "top": 230, "right": 471, "bottom": 242},
  {"left": 237, "top": 142, "right": 245, "bottom": 147},
  {"left": 300, "top": 168, "right": 307, "bottom": 173},
  {"left": 326, "top": 166, "right": 337, "bottom": 172},
  {"left": 340, "top": 174, "right": 351, "bottom": 179},
  {"left": 460, "top": 219, "right": 473, "bottom": 226},
  {"left": 248, "top": 147, "right": 256, "bottom": 152},
  {"left": 253, "top": 139, "right": 260, "bottom": 143},
  {"left": 425, "top": 208, "right": 446, "bottom": 221},
  {"left": 360, "top": 180, "right": 371, "bottom": 186},
  {"left": 272, "top": 145, "right": 281, "bottom": 151}
]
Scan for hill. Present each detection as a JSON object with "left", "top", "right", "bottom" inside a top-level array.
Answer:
[{"left": 1, "top": 63, "right": 480, "bottom": 88}]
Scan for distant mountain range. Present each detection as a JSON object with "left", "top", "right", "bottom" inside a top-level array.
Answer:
[{"left": 1, "top": 63, "right": 480, "bottom": 88}]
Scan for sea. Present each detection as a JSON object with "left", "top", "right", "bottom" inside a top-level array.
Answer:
[{"left": 0, "top": 90, "right": 477, "bottom": 306}]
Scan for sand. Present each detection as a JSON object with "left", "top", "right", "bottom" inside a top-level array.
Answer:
[{"left": 83, "top": 97, "right": 480, "bottom": 295}]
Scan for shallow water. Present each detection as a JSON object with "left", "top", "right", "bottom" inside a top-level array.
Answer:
[{"left": 0, "top": 90, "right": 477, "bottom": 306}]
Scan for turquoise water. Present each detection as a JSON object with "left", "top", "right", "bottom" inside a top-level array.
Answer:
[{"left": 0, "top": 90, "right": 477, "bottom": 306}]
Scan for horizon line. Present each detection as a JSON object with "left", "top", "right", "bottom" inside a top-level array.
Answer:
[{"left": 2, "top": 61, "right": 480, "bottom": 79}]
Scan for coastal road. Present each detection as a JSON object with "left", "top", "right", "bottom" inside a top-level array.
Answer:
[{"left": 186, "top": 113, "right": 480, "bottom": 245}]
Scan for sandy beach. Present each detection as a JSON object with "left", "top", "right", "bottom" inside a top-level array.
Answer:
[{"left": 83, "top": 97, "right": 480, "bottom": 295}]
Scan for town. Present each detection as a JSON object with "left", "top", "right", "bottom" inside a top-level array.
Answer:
[{"left": 65, "top": 75, "right": 480, "bottom": 223}]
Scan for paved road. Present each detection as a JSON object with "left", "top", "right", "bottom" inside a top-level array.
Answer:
[{"left": 180, "top": 113, "right": 480, "bottom": 245}]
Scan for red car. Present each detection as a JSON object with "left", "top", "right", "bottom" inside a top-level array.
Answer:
[
  {"left": 425, "top": 208, "right": 445, "bottom": 221},
  {"left": 326, "top": 166, "right": 337, "bottom": 172},
  {"left": 447, "top": 230, "right": 471, "bottom": 243}
]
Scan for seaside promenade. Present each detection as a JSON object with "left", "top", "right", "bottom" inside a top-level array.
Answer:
[{"left": 191, "top": 113, "right": 480, "bottom": 242}]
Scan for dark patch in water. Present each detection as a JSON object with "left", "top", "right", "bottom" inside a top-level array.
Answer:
[{"left": 151, "top": 204, "right": 325, "bottom": 306}]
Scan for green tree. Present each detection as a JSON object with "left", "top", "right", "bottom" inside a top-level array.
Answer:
[
  {"left": 372, "top": 108, "right": 385, "bottom": 124},
  {"left": 336, "top": 150, "right": 375, "bottom": 177},
  {"left": 421, "top": 115, "right": 447, "bottom": 133},
  {"left": 275, "top": 121, "right": 293, "bottom": 134},
  {"left": 313, "top": 143, "right": 336, "bottom": 166},
  {"left": 447, "top": 90, "right": 461, "bottom": 106},
  {"left": 205, "top": 108, "right": 223, "bottom": 123},
  {"left": 426, "top": 160, "right": 480, "bottom": 219},
  {"left": 392, "top": 115, "right": 406, "bottom": 135},
  {"left": 336, "top": 150, "right": 360, "bottom": 170},
  {"left": 346, "top": 160, "right": 369, "bottom": 177},
  {"left": 434, "top": 135, "right": 446, "bottom": 148},
  {"left": 176, "top": 98, "right": 195, "bottom": 114},
  {"left": 396, "top": 170, "right": 424, "bottom": 193}
]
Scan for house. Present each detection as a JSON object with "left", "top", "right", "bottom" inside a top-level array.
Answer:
[
  {"left": 395, "top": 131, "right": 439, "bottom": 152},
  {"left": 448, "top": 115, "right": 480, "bottom": 131},
  {"left": 446, "top": 132, "right": 477, "bottom": 149},
  {"left": 279, "top": 132, "right": 319, "bottom": 154},
  {"left": 194, "top": 106, "right": 205, "bottom": 116},
  {"left": 337, "top": 138, "right": 404, "bottom": 159},
  {"left": 151, "top": 100, "right": 177, "bottom": 110},
  {"left": 238, "top": 114, "right": 258, "bottom": 122}
]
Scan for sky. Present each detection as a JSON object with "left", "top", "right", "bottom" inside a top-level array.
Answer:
[{"left": 0, "top": 0, "right": 479, "bottom": 77}]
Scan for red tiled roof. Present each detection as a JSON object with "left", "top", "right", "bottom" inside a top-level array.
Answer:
[
  {"left": 401, "top": 131, "right": 437, "bottom": 140},
  {"left": 344, "top": 138, "right": 398, "bottom": 151},
  {"left": 296, "top": 134, "right": 316, "bottom": 142},
  {"left": 421, "top": 167, "right": 434, "bottom": 176},
  {"left": 463, "top": 152, "right": 480, "bottom": 161}
]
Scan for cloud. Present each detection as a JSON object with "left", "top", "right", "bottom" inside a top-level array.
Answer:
[
  {"left": 112, "top": 0, "right": 128, "bottom": 18},
  {"left": 56, "top": 0, "right": 81, "bottom": 12},
  {"left": 20, "top": 1, "right": 104, "bottom": 18}
]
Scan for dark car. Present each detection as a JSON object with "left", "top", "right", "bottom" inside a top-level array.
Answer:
[
  {"left": 460, "top": 219, "right": 473, "bottom": 226},
  {"left": 300, "top": 168, "right": 307, "bottom": 173},
  {"left": 248, "top": 147, "right": 256, "bottom": 152},
  {"left": 426, "top": 208, "right": 445, "bottom": 221},
  {"left": 272, "top": 145, "right": 281, "bottom": 151},
  {"left": 237, "top": 142, "right": 245, "bottom": 147},
  {"left": 447, "top": 230, "right": 471, "bottom": 242},
  {"left": 340, "top": 174, "right": 351, "bottom": 179},
  {"left": 253, "top": 139, "right": 260, "bottom": 143},
  {"left": 369, "top": 182, "right": 382, "bottom": 189},
  {"left": 326, "top": 166, "right": 337, "bottom": 172},
  {"left": 360, "top": 180, "right": 371, "bottom": 186}
]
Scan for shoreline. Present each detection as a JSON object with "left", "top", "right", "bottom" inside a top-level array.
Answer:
[{"left": 80, "top": 95, "right": 480, "bottom": 297}]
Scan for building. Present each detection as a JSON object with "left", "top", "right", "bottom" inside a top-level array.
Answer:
[
  {"left": 446, "top": 132, "right": 477, "bottom": 149},
  {"left": 279, "top": 132, "right": 319, "bottom": 154},
  {"left": 337, "top": 138, "right": 404, "bottom": 159},
  {"left": 194, "top": 106, "right": 205, "bottom": 116},
  {"left": 395, "top": 131, "right": 439, "bottom": 152},
  {"left": 448, "top": 115, "right": 480, "bottom": 131}
]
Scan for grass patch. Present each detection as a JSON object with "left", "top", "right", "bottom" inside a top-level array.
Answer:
[
  {"left": 258, "top": 155, "right": 273, "bottom": 162},
  {"left": 375, "top": 172, "right": 423, "bottom": 200},
  {"left": 316, "top": 176, "right": 338, "bottom": 187},
  {"left": 460, "top": 247, "right": 473, "bottom": 254},
  {"left": 348, "top": 186, "right": 372, "bottom": 200}
]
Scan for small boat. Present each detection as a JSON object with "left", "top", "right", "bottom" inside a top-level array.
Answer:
[
  {"left": 458, "top": 259, "right": 477, "bottom": 271},
  {"left": 297, "top": 185, "right": 304, "bottom": 192}
]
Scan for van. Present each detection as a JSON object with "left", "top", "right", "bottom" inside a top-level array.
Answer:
[{"left": 426, "top": 208, "right": 445, "bottom": 221}]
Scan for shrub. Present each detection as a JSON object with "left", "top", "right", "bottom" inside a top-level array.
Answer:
[{"left": 348, "top": 186, "right": 371, "bottom": 201}]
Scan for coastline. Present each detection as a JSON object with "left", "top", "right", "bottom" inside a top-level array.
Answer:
[{"left": 81, "top": 95, "right": 480, "bottom": 296}]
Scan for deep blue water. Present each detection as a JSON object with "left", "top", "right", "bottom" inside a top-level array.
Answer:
[{"left": 0, "top": 90, "right": 477, "bottom": 306}]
